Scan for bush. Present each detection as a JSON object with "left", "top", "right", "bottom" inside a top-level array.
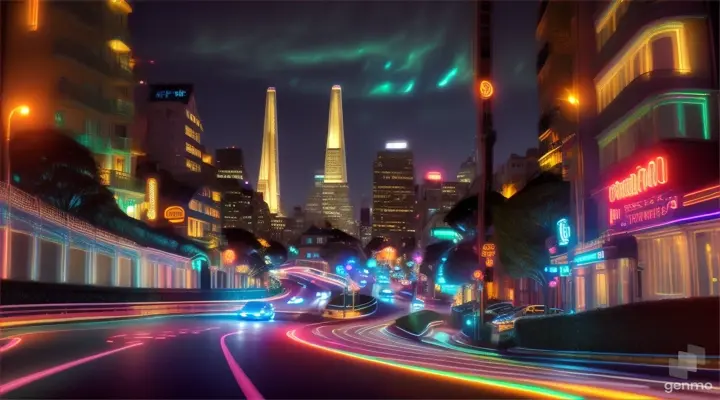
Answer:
[
  {"left": 395, "top": 310, "right": 445, "bottom": 336},
  {"left": 515, "top": 297, "right": 720, "bottom": 355},
  {"left": 326, "top": 293, "right": 374, "bottom": 308}
]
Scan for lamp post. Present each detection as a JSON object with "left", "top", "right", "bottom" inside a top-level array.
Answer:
[{"left": 2, "top": 105, "right": 30, "bottom": 279}]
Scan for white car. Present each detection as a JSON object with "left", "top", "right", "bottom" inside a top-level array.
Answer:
[{"left": 287, "top": 296, "right": 304, "bottom": 305}]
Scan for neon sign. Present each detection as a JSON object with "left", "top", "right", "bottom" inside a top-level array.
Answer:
[
  {"left": 556, "top": 218, "right": 571, "bottom": 246},
  {"left": 164, "top": 206, "right": 185, "bottom": 223},
  {"left": 608, "top": 156, "right": 668, "bottom": 203},
  {"left": 544, "top": 265, "right": 571, "bottom": 277},
  {"left": 574, "top": 250, "right": 605, "bottom": 265},
  {"left": 481, "top": 243, "right": 496, "bottom": 268},
  {"left": 609, "top": 193, "right": 679, "bottom": 228},
  {"left": 146, "top": 178, "right": 158, "bottom": 220}
]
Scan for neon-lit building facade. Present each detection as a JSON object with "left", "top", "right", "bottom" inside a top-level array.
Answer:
[
  {"left": 257, "top": 88, "right": 282, "bottom": 216},
  {"left": 1, "top": 1, "right": 143, "bottom": 219},
  {"left": 569, "top": 0, "right": 720, "bottom": 312},
  {"left": 322, "top": 86, "right": 354, "bottom": 234}
]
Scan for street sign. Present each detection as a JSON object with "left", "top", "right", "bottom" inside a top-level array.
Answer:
[{"left": 473, "top": 270, "right": 483, "bottom": 280}]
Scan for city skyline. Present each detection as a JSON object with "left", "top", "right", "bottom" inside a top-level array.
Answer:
[{"left": 131, "top": 1, "right": 540, "bottom": 211}]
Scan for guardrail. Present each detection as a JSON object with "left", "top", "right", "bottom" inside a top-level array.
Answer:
[{"left": 0, "top": 291, "right": 289, "bottom": 328}]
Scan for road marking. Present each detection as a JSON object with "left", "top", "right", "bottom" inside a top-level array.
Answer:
[
  {"left": 220, "top": 332, "right": 264, "bottom": 400},
  {"left": 0, "top": 342, "right": 143, "bottom": 396}
]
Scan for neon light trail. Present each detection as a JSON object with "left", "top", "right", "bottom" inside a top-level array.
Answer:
[{"left": 608, "top": 156, "right": 668, "bottom": 203}]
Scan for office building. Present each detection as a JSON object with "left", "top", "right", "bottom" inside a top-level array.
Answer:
[
  {"left": 456, "top": 156, "right": 476, "bottom": 185},
  {"left": 322, "top": 86, "right": 354, "bottom": 234},
  {"left": 215, "top": 147, "right": 251, "bottom": 229},
  {"left": 372, "top": 141, "right": 415, "bottom": 245},
  {"left": 304, "top": 172, "right": 324, "bottom": 227},
  {"left": 359, "top": 205, "right": 372, "bottom": 246},
  {"left": 1, "top": 0, "right": 143, "bottom": 218},
  {"left": 216, "top": 147, "right": 246, "bottom": 182},
  {"left": 141, "top": 84, "right": 214, "bottom": 181},
  {"left": 257, "top": 88, "right": 281, "bottom": 215}
]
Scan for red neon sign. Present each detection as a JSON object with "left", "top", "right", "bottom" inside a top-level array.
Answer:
[
  {"left": 608, "top": 156, "right": 668, "bottom": 203},
  {"left": 426, "top": 171, "right": 442, "bottom": 181}
]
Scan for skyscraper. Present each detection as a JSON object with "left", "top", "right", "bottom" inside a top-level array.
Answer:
[
  {"left": 305, "top": 171, "right": 324, "bottom": 226},
  {"left": 372, "top": 141, "right": 415, "bottom": 245},
  {"left": 257, "top": 87, "right": 281, "bottom": 215},
  {"left": 216, "top": 147, "right": 252, "bottom": 230},
  {"left": 322, "top": 86, "right": 354, "bottom": 233}
]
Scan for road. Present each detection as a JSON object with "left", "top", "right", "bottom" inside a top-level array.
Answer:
[{"left": 1, "top": 276, "right": 717, "bottom": 399}]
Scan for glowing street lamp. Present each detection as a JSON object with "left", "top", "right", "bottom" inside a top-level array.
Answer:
[
  {"left": 3, "top": 105, "right": 30, "bottom": 279},
  {"left": 478, "top": 80, "right": 494, "bottom": 100},
  {"left": 567, "top": 94, "right": 579, "bottom": 106}
]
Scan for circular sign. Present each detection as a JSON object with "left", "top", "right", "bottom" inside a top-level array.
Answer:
[
  {"left": 472, "top": 270, "right": 483, "bottom": 280},
  {"left": 479, "top": 80, "right": 494, "bottom": 99}
]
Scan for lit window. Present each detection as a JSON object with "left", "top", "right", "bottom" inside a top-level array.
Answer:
[
  {"left": 186, "top": 142, "right": 202, "bottom": 157},
  {"left": 186, "top": 159, "right": 201, "bottom": 172},
  {"left": 185, "top": 125, "right": 201, "bottom": 142}
]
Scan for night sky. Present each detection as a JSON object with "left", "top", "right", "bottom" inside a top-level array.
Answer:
[{"left": 131, "top": 0, "right": 539, "bottom": 215}]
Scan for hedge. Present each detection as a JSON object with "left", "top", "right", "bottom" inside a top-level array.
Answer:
[
  {"left": 394, "top": 310, "right": 445, "bottom": 336},
  {"left": 515, "top": 297, "right": 719, "bottom": 354}
]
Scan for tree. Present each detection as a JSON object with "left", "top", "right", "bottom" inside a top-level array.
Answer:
[
  {"left": 444, "top": 191, "right": 507, "bottom": 234},
  {"left": 320, "top": 229, "right": 366, "bottom": 270},
  {"left": 264, "top": 240, "right": 288, "bottom": 266},
  {"left": 493, "top": 172, "right": 570, "bottom": 310},
  {"left": 10, "top": 129, "right": 118, "bottom": 215}
]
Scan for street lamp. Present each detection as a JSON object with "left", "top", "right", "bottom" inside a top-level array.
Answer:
[
  {"left": 2, "top": 105, "right": 30, "bottom": 279},
  {"left": 567, "top": 94, "right": 579, "bottom": 106}
]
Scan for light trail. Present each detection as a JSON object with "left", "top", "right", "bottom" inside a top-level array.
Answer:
[
  {"left": 288, "top": 317, "right": 717, "bottom": 399},
  {"left": 220, "top": 332, "right": 264, "bottom": 400}
]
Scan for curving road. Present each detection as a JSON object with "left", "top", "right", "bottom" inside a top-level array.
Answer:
[{"left": 1, "top": 277, "right": 717, "bottom": 399}]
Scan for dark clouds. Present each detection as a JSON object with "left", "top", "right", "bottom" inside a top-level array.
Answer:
[{"left": 131, "top": 0, "right": 539, "bottom": 215}]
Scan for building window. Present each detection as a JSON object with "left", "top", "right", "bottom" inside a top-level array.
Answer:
[
  {"left": 694, "top": 230, "right": 720, "bottom": 297},
  {"left": 187, "top": 217, "right": 207, "bottom": 238},
  {"left": 575, "top": 275, "right": 586, "bottom": 312},
  {"left": 85, "top": 119, "right": 101, "bottom": 135},
  {"left": 54, "top": 111, "right": 65, "bottom": 128},
  {"left": 186, "top": 110, "right": 203, "bottom": 130},
  {"left": 189, "top": 199, "right": 202, "bottom": 212},
  {"left": 595, "top": 21, "right": 689, "bottom": 112},
  {"left": 185, "top": 125, "right": 201, "bottom": 142},
  {"left": 186, "top": 142, "right": 202, "bottom": 158},
  {"left": 637, "top": 233, "right": 690, "bottom": 300},
  {"left": 114, "top": 156, "right": 125, "bottom": 172},
  {"left": 594, "top": 270, "right": 608, "bottom": 308},
  {"left": 186, "top": 159, "right": 201, "bottom": 172}
]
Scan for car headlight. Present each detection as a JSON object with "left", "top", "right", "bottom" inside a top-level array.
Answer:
[{"left": 240, "top": 312, "right": 247, "bottom": 317}]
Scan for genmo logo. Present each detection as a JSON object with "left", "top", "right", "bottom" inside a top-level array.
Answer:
[
  {"left": 608, "top": 156, "right": 668, "bottom": 203},
  {"left": 664, "top": 382, "right": 714, "bottom": 394}
]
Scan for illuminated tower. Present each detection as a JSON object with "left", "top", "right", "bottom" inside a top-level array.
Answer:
[
  {"left": 322, "top": 85, "right": 354, "bottom": 234},
  {"left": 257, "top": 87, "right": 281, "bottom": 215}
]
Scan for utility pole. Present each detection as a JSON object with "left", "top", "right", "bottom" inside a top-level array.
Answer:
[{"left": 475, "top": 0, "right": 495, "bottom": 339}]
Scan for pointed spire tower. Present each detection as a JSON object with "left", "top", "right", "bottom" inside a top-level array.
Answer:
[
  {"left": 322, "top": 85, "right": 354, "bottom": 234},
  {"left": 257, "top": 87, "right": 281, "bottom": 215}
]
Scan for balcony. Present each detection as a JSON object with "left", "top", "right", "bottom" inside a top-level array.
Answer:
[
  {"left": 112, "top": 98, "right": 134, "bottom": 118},
  {"left": 536, "top": 42, "right": 550, "bottom": 74},
  {"left": 99, "top": 169, "right": 144, "bottom": 194},
  {"left": 594, "top": 70, "right": 713, "bottom": 135},
  {"left": 58, "top": 79, "right": 113, "bottom": 114},
  {"left": 76, "top": 133, "right": 132, "bottom": 154},
  {"left": 595, "top": 1, "right": 708, "bottom": 75},
  {"left": 53, "top": 39, "right": 133, "bottom": 82}
]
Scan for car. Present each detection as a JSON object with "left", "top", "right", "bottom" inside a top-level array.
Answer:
[
  {"left": 315, "top": 291, "right": 331, "bottom": 300},
  {"left": 411, "top": 298, "right": 425, "bottom": 310},
  {"left": 287, "top": 296, "right": 304, "bottom": 305},
  {"left": 238, "top": 301, "right": 275, "bottom": 320},
  {"left": 379, "top": 288, "right": 394, "bottom": 297}
]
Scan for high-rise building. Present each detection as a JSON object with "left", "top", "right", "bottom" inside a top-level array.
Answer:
[
  {"left": 536, "top": 0, "right": 578, "bottom": 177},
  {"left": 372, "top": 141, "right": 415, "bottom": 245},
  {"left": 216, "top": 147, "right": 246, "bottom": 181},
  {"left": 257, "top": 88, "right": 281, "bottom": 216},
  {"left": 457, "top": 156, "right": 476, "bottom": 185},
  {"left": 142, "top": 84, "right": 215, "bottom": 181},
  {"left": 322, "top": 85, "right": 354, "bottom": 234},
  {"left": 359, "top": 205, "right": 372, "bottom": 246},
  {"left": 305, "top": 171, "right": 324, "bottom": 227},
  {"left": 441, "top": 181, "right": 465, "bottom": 211},
  {"left": 1, "top": 0, "right": 143, "bottom": 219},
  {"left": 493, "top": 148, "right": 539, "bottom": 198},
  {"left": 215, "top": 147, "right": 253, "bottom": 230}
]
